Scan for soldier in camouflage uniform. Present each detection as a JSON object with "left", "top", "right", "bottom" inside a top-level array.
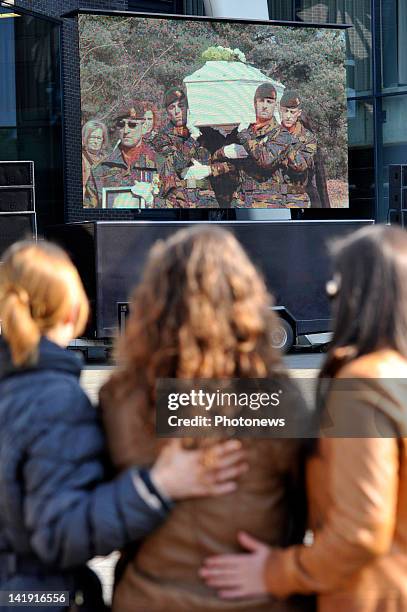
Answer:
[
  {"left": 274, "top": 90, "right": 318, "bottom": 208},
  {"left": 84, "top": 102, "right": 157, "bottom": 209},
  {"left": 211, "top": 85, "right": 317, "bottom": 208},
  {"left": 211, "top": 83, "right": 290, "bottom": 208},
  {"left": 152, "top": 88, "right": 225, "bottom": 208}
]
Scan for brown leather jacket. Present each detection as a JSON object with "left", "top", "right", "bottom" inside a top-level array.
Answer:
[
  {"left": 100, "top": 380, "right": 315, "bottom": 612},
  {"left": 265, "top": 350, "right": 407, "bottom": 611}
]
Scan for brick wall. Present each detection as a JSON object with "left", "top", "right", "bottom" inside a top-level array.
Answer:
[{"left": 16, "top": 0, "right": 127, "bottom": 18}]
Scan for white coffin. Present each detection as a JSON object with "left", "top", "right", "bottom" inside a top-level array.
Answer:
[{"left": 184, "top": 61, "right": 285, "bottom": 127}]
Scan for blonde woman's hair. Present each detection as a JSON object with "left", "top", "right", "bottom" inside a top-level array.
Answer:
[{"left": 0, "top": 241, "right": 89, "bottom": 366}]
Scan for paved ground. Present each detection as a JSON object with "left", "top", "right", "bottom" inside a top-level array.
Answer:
[
  {"left": 81, "top": 352, "right": 323, "bottom": 406},
  {"left": 82, "top": 351, "right": 323, "bottom": 604},
  {"left": 285, "top": 352, "right": 324, "bottom": 372}
]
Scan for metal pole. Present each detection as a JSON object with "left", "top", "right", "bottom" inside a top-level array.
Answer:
[{"left": 372, "top": 0, "right": 384, "bottom": 222}]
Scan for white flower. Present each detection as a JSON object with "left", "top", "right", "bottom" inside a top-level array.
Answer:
[{"left": 232, "top": 47, "right": 246, "bottom": 63}]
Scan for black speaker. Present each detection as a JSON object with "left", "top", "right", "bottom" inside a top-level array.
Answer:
[
  {"left": 0, "top": 162, "right": 34, "bottom": 187},
  {"left": 0, "top": 188, "right": 34, "bottom": 213},
  {"left": 0, "top": 161, "right": 37, "bottom": 257},
  {"left": 0, "top": 214, "right": 36, "bottom": 258}
]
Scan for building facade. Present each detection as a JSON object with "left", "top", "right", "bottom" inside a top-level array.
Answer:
[
  {"left": 267, "top": 0, "right": 407, "bottom": 221},
  {"left": 0, "top": 0, "right": 405, "bottom": 229}
]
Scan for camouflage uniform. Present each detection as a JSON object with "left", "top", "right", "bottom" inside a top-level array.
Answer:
[
  {"left": 195, "top": 126, "right": 240, "bottom": 208},
  {"left": 211, "top": 118, "right": 288, "bottom": 208},
  {"left": 272, "top": 121, "right": 317, "bottom": 208},
  {"left": 266, "top": 89, "right": 318, "bottom": 208},
  {"left": 210, "top": 80, "right": 319, "bottom": 209},
  {"left": 152, "top": 123, "right": 221, "bottom": 208},
  {"left": 211, "top": 118, "right": 317, "bottom": 208},
  {"left": 83, "top": 143, "right": 157, "bottom": 209}
]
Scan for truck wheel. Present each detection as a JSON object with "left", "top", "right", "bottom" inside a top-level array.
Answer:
[{"left": 271, "top": 319, "right": 294, "bottom": 353}]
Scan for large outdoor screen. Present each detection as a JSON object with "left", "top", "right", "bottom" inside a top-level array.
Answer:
[{"left": 79, "top": 14, "right": 348, "bottom": 210}]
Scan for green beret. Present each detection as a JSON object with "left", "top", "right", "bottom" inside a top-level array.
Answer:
[
  {"left": 164, "top": 87, "right": 187, "bottom": 109},
  {"left": 114, "top": 101, "right": 145, "bottom": 122},
  {"left": 254, "top": 83, "right": 277, "bottom": 101},
  {"left": 280, "top": 90, "right": 302, "bottom": 108}
]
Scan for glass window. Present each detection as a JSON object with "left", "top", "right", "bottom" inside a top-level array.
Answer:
[
  {"left": 348, "top": 98, "right": 373, "bottom": 147},
  {"left": 127, "top": 0, "right": 181, "bottom": 12},
  {"left": 184, "top": 0, "right": 205, "bottom": 14},
  {"left": 347, "top": 99, "right": 374, "bottom": 213},
  {"left": 0, "top": 15, "right": 16, "bottom": 126},
  {"left": 297, "top": 0, "right": 330, "bottom": 22},
  {"left": 0, "top": 7, "right": 63, "bottom": 230},
  {"left": 267, "top": 0, "right": 294, "bottom": 20},
  {"left": 383, "top": 94, "right": 407, "bottom": 146},
  {"left": 295, "top": 0, "right": 372, "bottom": 95},
  {"left": 381, "top": 95, "right": 407, "bottom": 215},
  {"left": 382, "top": 0, "right": 407, "bottom": 91}
]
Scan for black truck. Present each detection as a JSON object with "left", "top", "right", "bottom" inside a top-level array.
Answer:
[{"left": 49, "top": 219, "right": 373, "bottom": 357}]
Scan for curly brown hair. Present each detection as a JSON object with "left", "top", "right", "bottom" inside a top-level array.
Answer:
[{"left": 106, "top": 226, "right": 283, "bottom": 431}]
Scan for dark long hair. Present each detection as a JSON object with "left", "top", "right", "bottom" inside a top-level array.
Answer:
[{"left": 320, "top": 224, "right": 407, "bottom": 380}]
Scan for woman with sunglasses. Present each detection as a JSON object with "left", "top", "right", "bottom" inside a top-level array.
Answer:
[
  {"left": 84, "top": 102, "right": 157, "bottom": 209},
  {"left": 201, "top": 224, "right": 407, "bottom": 612}
]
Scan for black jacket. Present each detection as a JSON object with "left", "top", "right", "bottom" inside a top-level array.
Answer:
[{"left": 0, "top": 338, "right": 167, "bottom": 611}]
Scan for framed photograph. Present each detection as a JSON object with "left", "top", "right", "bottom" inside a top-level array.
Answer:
[{"left": 102, "top": 186, "right": 146, "bottom": 209}]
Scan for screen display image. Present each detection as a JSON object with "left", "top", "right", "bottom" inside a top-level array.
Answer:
[{"left": 79, "top": 14, "right": 348, "bottom": 210}]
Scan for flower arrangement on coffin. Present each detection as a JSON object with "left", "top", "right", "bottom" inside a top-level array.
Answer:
[
  {"left": 201, "top": 46, "right": 247, "bottom": 63},
  {"left": 184, "top": 46, "right": 283, "bottom": 127}
]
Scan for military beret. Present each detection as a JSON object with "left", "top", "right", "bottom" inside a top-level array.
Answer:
[
  {"left": 164, "top": 87, "right": 187, "bottom": 109},
  {"left": 254, "top": 83, "right": 277, "bottom": 101},
  {"left": 280, "top": 90, "right": 302, "bottom": 108},
  {"left": 114, "top": 102, "right": 145, "bottom": 122}
]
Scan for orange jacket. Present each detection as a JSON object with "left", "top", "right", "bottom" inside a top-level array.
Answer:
[{"left": 265, "top": 350, "right": 407, "bottom": 611}]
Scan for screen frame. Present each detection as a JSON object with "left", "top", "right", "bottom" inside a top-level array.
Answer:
[
  {"left": 64, "top": 7, "right": 350, "bottom": 30},
  {"left": 67, "top": 8, "right": 354, "bottom": 223}
]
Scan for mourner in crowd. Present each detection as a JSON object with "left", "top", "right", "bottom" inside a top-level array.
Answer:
[
  {"left": 100, "top": 225, "right": 314, "bottom": 612},
  {"left": 0, "top": 240, "right": 246, "bottom": 611},
  {"left": 201, "top": 224, "right": 407, "bottom": 612},
  {"left": 81, "top": 119, "right": 109, "bottom": 196},
  {"left": 142, "top": 102, "right": 159, "bottom": 140}
]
